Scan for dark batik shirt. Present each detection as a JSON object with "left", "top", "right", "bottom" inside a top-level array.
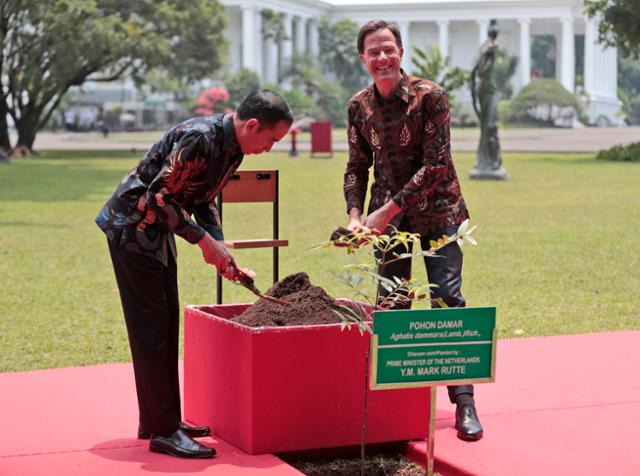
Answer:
[
  {"left": 96, "top": 113, "right": 243, "bottom": 266},
  {"left": 344, "top": 72, "right": 469, "bottom": 235}
]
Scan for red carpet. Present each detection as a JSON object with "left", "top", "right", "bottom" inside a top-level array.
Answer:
[
  {"left": 2, "top": 331, "right": 639, "bottom": 475},
  {"left": 0, "top": 363, "right": 301, "bottom": 475},
  {"left": 406, "top": 331, "right": 640, "bottom": 475}
]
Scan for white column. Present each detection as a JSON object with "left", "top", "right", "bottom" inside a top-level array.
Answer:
[
  {"left": 264, "top": 36, "right": 278, "bottom": 84},
  {"left": 241, "top": 3, "right": 256, "bottom": 70},
  {"left": 584, "top": 19, "right": 595, "bottom": 96},
  {"left": 609, "top": 49, "right": 616, "bottom": 98},
  {"left": 398, "top": 21, "right": 412, "bottom": 73},
  {"left": 477, "top": 19, "right": 489, "bottom": 45},
  {"left": 282, "top": 13, "right": 293, "bottom": 84},
  {"left": 309, "top": 19, "right": 319, "bottom": 57},
  {"left": 437, "top": 20, "right": 449, "bottom": 58},
  {"left": 282, "top": 13, "right": 293, "bottom": 61},
  {"left": 560, "top": 16, "right": 575, "bottom": 92},
  {"left": 603, "top": 46, "right": 618, "bottom": 98},
  {"left": 294, "top": 16, "right": 306, "bottom": 55},
  {"left": 518, "top": 18, "right": 531, "bottom": 89},
  {"left": 255, "top": 10, "right": 265, "bottom": 78}
]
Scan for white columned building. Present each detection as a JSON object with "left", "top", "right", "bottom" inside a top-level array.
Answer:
[
  {"left": 220, "top": 0, "right": 621, "bottom": 125},
  {"left": 560, "top": 16, "right": 575, "bottom": 93},
  {"left": 282, "top": 13, "right": 294, "bottom": 65},
  {"left": 294, "top": 16, "right": 307, "bottom": 55},
  {"left": 308, "top": 20, "right": 320, "bottom": 57},
  {"left": 398, "top": 20, "right": 412, "bottom": 72},
  {"left": 437, "top": 19, "right": 449, "bottom": 58},
  {"left": 241, "top": 3, "right": 257, "bottom": 70},
  {"left": 477, "top": 19, "right": 489, "bottom": 46},
  {"left": 518, "top": 18, "right": 531, "bottom": 90}
]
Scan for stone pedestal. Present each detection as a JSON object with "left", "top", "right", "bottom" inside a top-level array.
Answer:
[{"left": 469, "top": 166, "right": 508, "bottom": 180}]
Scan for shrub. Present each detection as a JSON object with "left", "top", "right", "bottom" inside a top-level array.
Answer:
[
  {"left": 507, "top": 78, "right": 582, "bottom": 126},
  {"left": 596, "top": 142, "right": 640, "bottom": 162},
  {"left": 223, "top": 68, "right": 261, "bottom": 108}
]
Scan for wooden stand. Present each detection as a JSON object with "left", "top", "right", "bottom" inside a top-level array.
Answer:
[{"left": 216, "top": 170, "right": 288, "bottom": 304}]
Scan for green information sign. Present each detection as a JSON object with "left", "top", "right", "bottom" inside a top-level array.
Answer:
[{"left": 371, "top": 307, "right": 496, "bottom": 390}]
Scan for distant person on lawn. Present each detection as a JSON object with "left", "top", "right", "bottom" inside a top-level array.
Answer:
[
  {"left": 96, "top": 90, "right": 293, "bottom": 458},
  {"left": 342, "top": 19, "right": 484, "bottom": 441}
]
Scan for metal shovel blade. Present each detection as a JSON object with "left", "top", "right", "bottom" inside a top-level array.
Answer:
[{"left": 229, "top": 262, "right": 291, "bottom": 306}]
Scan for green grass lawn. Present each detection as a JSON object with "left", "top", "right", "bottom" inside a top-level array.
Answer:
[{"left": 1, "top": 149, "right": 638, "bottom": 372}]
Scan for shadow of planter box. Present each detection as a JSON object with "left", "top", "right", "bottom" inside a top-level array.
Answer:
[{"left": 184, "top": 303, "right": 431, "bottom": 455}]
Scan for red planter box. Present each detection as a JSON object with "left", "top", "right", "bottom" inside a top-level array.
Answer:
[{"left": 184, "top": 303, "right": 431, "bottom": 454}]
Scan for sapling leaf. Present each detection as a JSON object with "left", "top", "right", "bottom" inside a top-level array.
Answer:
[
  {"left": 457, "top": 219, "right": 469, "bottom": 235},
  {"left": 336, "top": 303, "right": 367, "bottom": 323}
]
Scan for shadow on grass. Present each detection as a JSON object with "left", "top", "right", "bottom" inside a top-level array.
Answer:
[
  {"left": 36, "top": 150, "right": 142, "bottom": 160},
  {"left": 0, "top": 220, "right": 69, "bottom": 228},
  {"left": 511, "top": 154, "right": 601, "bottom": 166}
]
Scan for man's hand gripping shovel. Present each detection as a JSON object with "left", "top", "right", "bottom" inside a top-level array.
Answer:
[{"left": 226, "top": 260, "right": 291, "bottom": 306}]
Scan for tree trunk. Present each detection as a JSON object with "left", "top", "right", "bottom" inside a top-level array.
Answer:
[
  {"left": 0, "top": 99, "right": 11, "bottom": 152},
  {"left": 15, "top": 112, "right": 40, "bottom": 154}
]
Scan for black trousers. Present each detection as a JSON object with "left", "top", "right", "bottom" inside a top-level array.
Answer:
[
  {"left": 377, "top": 226, "right": 474, "bottom": 404},
  {"left": 108, "top": 240, "right": 181, "bottom": 435}
]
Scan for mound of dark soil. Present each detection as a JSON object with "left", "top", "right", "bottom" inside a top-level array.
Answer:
[
  {"left": 233, "top": 272, "right": 345, "bottom": 327},
  {"left": 282, "top": 453, "right": 425, "bottom": 476}
]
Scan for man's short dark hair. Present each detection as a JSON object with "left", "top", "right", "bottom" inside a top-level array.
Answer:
[
  {"left": 236, "top": 89, "right": 293, "bottom": 128},
  {"left": 357, "top": 20, "right": 403, "bottom": 54}
]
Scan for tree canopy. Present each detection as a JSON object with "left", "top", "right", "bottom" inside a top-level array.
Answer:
[
  {"left": 0, "top": 0, "right": 227, "bottom": 153},
  {"left": 585, "top": 0, "right": 640, "bottom": 58},
  {"left": 508, "top": 78, "right": 580, "bottom": 124},
  {"left": 318, "top": 17, "right": 369, "bottom": 94}
]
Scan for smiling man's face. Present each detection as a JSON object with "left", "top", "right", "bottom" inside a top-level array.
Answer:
[{"left": 360, "top": 27, "right": 403, "bottom": 98}]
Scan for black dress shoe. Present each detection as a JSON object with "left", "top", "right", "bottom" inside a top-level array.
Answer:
[
  {"left": 138, "top": 421, "right": 211, "bottom": 439},
  {"left": 455, "top": 402, "right": 484, "bottom": 441},
  {"left": 149, "top": 428, "right": 216, "bottom": 458}
]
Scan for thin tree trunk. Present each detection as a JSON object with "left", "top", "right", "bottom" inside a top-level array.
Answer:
[{"left": 0, "top": 99, "right": 11, "bottom": 151}]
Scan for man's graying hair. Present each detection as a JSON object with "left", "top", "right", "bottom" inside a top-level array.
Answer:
[
  {"left": 357, "top": 19, "right": 403, "bottom": 54},
  {"left": 236, "top": 89, "right": 293, "bottom": 127}
]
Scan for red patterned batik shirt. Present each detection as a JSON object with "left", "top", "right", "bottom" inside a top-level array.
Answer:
[
  {"left": 344, "top": 72, "right": 469, "bottom": 235},
  {"left": 96, "top": 113, "right": 243, "bottom": 266}
]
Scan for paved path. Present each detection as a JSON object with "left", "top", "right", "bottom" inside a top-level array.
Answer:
[{"left": 23, "top": 126, "right": 640, "bottom": 153}]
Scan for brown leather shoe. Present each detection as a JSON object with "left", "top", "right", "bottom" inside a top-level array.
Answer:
[
  {"left": 455, "top": 402, "right": 484, "bottom": 441},
  {"left": 149, "top": 429, "right": 216, "bottom": 458},
  {"left": 139, "top": 422, "right": 211, "bottom": 440}
]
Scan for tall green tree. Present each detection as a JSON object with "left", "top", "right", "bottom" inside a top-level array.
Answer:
[
  {"left": 261, "top": 9, "right": 288, "bottom": 84},
  {"left": 223, "top": 68, "right": 261, "bottom": 108},
  {"left": 318, "top": 17, "right": 369, "bottom": 93},
  {"left": 617, "top": 53, "right": 640, "bottom": 124},
  {"left": 284, "top": 53, "right": 349, "bottom": 126},
  {"left": 0, "top": 0, "right": 227, "bottom": 154},
  {"left": 586, "top": 0, "right": 640, "bottom": 58}
]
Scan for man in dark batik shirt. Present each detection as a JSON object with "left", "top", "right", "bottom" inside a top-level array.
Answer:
[
  {"left": 96, "top": 90, "right": 292, "bottom": 458},
  {"left": 343, "top": 20, "right": 483, "bottom": 442}
]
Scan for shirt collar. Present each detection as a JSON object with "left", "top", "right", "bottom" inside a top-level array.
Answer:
[
  {"left": 372, "top": 70, "right": 415, "bottom": 104},
  {"left": 222, "top": 113, "right": 241, "bottom": 155}
]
